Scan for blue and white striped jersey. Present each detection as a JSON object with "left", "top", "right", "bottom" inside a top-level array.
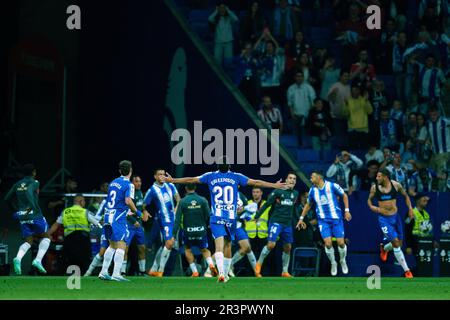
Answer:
[
  {"left": 428, "top": 117, "right": 450, "bottom": 154},
  {"left": 143, "top": 183, "right": 178, "bottom": 224},
  {"left": 104, "top": 176, "right": 134, "bottom": 224},
  {"left": 199, "top": 171, "right": 249, "bottom": 221},
  {"left": 308, "top": 180, "right": 345, "bottom": 220}
]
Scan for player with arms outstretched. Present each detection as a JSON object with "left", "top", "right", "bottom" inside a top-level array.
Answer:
[
  {"left": 98, "top": 160, "right": 149, "bottom": 281},
  {"left": 296, "top": 171, "right": 352, "bottom": 276},
  {"left": 367, "top": 168, "right": 414, "bottom": 278},
  {"left": 165, "top": 157, "right": 287, "bottom": 282}
]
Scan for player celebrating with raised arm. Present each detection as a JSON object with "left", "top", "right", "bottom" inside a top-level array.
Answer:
[
  {"left": 296, "top": 171, "right": 352, "bottom": 276},
  {"left": 367, "top": 168, "right": 414, "bottom": 278},
  {"left": 143, "top": 168, "right": 181, "bottom": 277},
  {"left": 98, "top": 160, "right": 149, "bottom": 281},
  {"left": 165, "top": 156, "right": 287, "bottom": 282},
  {"left": 254, "top": 172, "right": 299, "bottom": 278}
]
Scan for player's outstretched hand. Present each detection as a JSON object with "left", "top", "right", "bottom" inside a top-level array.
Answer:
[
  {"left": 165, "top": 173, "right": 174, "bottom": 183},
  {"left": 275, "top": 179, "right": 289, "bottom": 190},
  {"left": 142, "top": 210, "right": 150, "bottom": 222},
  {"left": 344, "top": 211, "right": 352, "bottom": 222},
  {"left": 296, "top": 220, "right": 307, "bottom": 230}
]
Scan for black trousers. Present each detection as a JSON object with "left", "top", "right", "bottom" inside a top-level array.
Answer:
[{"left": 63, "top": 231, "right": 92, "bottom": 275}]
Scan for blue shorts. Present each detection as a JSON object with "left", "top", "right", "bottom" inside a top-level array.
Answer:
[
  {"left": 235, "top": 226, "right": 249, "bottom": 242},
  {"left": 183, "top": 234, "right": 208, "bottom": 249},
  {"left": 268, "top": 222, "right": 293, "bottom": 245},
  {"left": 210, "top": 218, "right": 236, "bottom": 241},
  {"left": 104, "top": 221, "right": 129, "bottom": 242},
  {"left": 378, "top": 213, "right": 403, "bottom": 242},
  {"left": 318, "top": 218, "right": 345, "bottom": 239},
  {"left": 126, "top": 224, "right": 146, "bottom": 246},
  {"left": 160, "top": 222, "right": 174, "bottom": 242},
  {"left": 19, "top": 216, "right": 48, "bottom": 238}
]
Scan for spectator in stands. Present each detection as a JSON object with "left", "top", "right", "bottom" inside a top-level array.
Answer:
[
  {"left": 88, "top": 181, "right": 109, "bottom": 213},
  {"left": 319, "top": 57, "right": 340, "bottom": 102},
  {"left": 375, "top": 18, "right": 398, "bottom": 74},
  {"left": 343, "top": 82, "right": 373, "bottom": 149},
  {"left": 348, "top": 159, "right": 380, "bottom": 193},
  {"left": 386, "top": 0, "right": 408, "bottom": 31},
  {"left": 286, "top": 31, "right": 312, "bottom": 63},
  {"left": 253, "top": 28, "right": 280, "bottom": 58},
  {"left": 415, "top": 113, "right": 433, "bottom": 163},
  {"left": 239, "top": 1, "right": 266, "bottom": 46},
  {"left": 405, "top": 112, "right": 418, "bottom": 139},
  {"left": 368, "top": 80, "right": 388, "bottom": 140},
  {"left": 401, "top": 139, "right": 420, "bottom": 167},
  {"left": 381, "top": 152, "right": 410, "bottom": 189},
  {"left": 287, "top": 71, "right": 316, "bottom": 146},
  {"left": 408, "top": 167, "right": 441, "bottom": 196},
  {"left": 427, "top": 105, "right": 450, "bottom": 190},
  {"left": 392, "top": 32, "right": 411, "bottom": 108},
  {"left": 411, "top": 54, "right": 446, "bottom": 115},
  {"left": 326, "top": 150, "right": 363, "bottom": 191},
  {"left": 350, "top": 49, "right": 377, "bottom": 88},
  {"left": 306, "top": 98, "right": 333, "bottom": 151},
  {"left": 271, "top": 0, "right": 301, "bottom": 45},
  {"left": 235, "top": 42, "right": 260, "bottom": 107},
  {"left": 365, "top": 144, "right": 384, "bottom": 164},
  {"left": 327, "top": 71, "right": 351, "bottom": 138},
  {"left": 208, "top": 3, "right": 239, "bottom": 66},
  {"left": 294, "top": 52, "right": 314, "bottom": 84},
  {"left": 390, "top": 100, "right": 407, "bottom": 129},
  {"left": 47, "top": 176, "right": 78, "bottom": 219},
  {"left": 419, "top": 1, "right": 445, "bottom": 32},
  {"left": 257, "top": 95, "right": 283, "bottom": 131},
  {"left": 379, "top": 107, "right": 403, "bottom": 152},
  {"left": 259, "top": 40, "right": 285, "bottom": 106}
]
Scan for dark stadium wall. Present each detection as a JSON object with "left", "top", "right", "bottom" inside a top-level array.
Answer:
[{"left": 77, "top": 0, "right": 301, "bottom": 194}]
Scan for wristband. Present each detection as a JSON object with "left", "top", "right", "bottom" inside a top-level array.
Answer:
[
  {"left": 299, "top": 216, "right": 304, "bottom": 221},
  {"left": 136, "top": 210, "right": 142, "bottom": 217},
  {"left": 345, "top": 208, "right": 350, "bottom": 212}
]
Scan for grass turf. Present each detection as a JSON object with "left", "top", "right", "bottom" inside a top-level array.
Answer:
[{"left": 1, "top": 277, "right": 450, "bottom": 300}]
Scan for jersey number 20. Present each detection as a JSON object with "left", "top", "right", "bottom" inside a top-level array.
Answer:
[{"left": 212, "top": 186, "right": 233, "bottom": 205}]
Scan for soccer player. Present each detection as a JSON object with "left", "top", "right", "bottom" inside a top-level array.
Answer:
[
  {"left": 143, "top": 168, "right": 181, "bottom": 277},
  {"left": 122, "top": 175, "right": 149, "bottom": 276},
  {"left": 98, "top": 160, "right": 149, "bottom": 281},
  {"left": 173, "top": 184, "right": 217, "bottom": 277},
  {"left": 165, "top": 157, "right": 287, "bottom": 282},
  {"left": 254, "top": 172, "right": 299, "bottom": 278},
  {"left": 229, "top": 191, "right": 259, "bottom": 277},
  {"left": 296, "top": 171, "right": 352, "bottom": 276},
  {"left": 5, "top": 164, "right": 51, "bottom": 275},
  {"left": 367, "top": 168, "right": 414, "bottom": 278}
]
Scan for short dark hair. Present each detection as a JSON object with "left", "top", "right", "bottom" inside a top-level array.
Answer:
[
  {"left": 287, "top": 171, "right": 297, "bottom": 178},
  {"left": 378, "top": 168, "right": 391, "bottom": 177},
  {"left": 131, "top": 175, "right": 141, "bottom": 181},
  {"left": 367, "top": 160, "right": 380, "bottom": 168},
  {"left": 340, "top": 70, "right": 349, "bottom": 78},
  {"left": 22, "top": 163, "right": 35, "bottom": 176},
  {"left": 217, "top": 156, "right": 231, "bottom": 173},
  {"left": 153, "top": 168, "right": 165, "bottom": 175},
  {"left": 185, "top": 183, "right": 196, "bottom": 191},
  {"left": 119, "top": 160, "right": 132, "bottom": 176},
  {"left": 311, "top": 170, "right": 324, "bottom": 178}
]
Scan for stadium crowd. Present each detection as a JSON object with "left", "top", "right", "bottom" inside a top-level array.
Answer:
[{"left": 179, "top": 0, "right": 450, "bottom": 196}]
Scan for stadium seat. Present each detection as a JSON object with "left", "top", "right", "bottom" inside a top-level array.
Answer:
[
  {"left": 280, "top": 134, "right": 298, "bottom": 148},
  {"left": 291, "top": 247, "right": 321, "bottom": 277},
  {"left": 188, "top": 9, "right": 210, "bottom": 22},
  {"left": 309, "top": 27, "right": 332, "bottom": 49}
]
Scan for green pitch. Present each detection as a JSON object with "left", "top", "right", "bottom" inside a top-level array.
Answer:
[{"left": 1, "top": 277, "right": 450, "bottom": 300}]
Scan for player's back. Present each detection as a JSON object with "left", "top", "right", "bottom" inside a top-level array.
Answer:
[
  {"left": 14, "top": 177, "right": 41, "bottom": 213},
  {"left": 309, "top": 181, "right": 343, "bottom": 220},
  {"left": 199, "top": 170, "right": 249, "bottom": 221},
  {"left": 104, "top": 176, "right": 133, "bottom": 224}
]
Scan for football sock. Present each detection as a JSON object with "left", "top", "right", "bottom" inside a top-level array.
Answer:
[
  {"left": 138, "top": 259, "right": 146, "bottom": 273},
  {"left": 16, "top": 242, "right": 31, "bottom": 261},
  {"left": 258, "top": 246, "right": 271, "bottom": 264},
  {"left": 325, "top": 246, "right": 336, "bottom": 264},
  {"left": 247, "top": 251, "right": 257, "bottom": 270},
  {"left": 150, "top": 247, "right": 163, "bottom": 272},
  {"left": 215, "top": 252, "right": 224, "bottom": 275},
  {"left": 86, "top": 253, "right": 103, "bottom": 275},
  {"left": 384, "top": 242, "right": 393, "bottom": 252},
  {"left": 35, "top": 238, "right": 50, "bottom": 263},
  {"left": 223, "top": 258, "right": 232, "bottom": 276},
  {"left": 112, "top": 248, "right": 125, "bottom": 277},
  {"left": 338, "top": 245, "right": 347, "bottom": 262},
  {"left": 393, "top": 247, "right": 409, "bottom": 272},
  {"left": 100, "top": 247, "right": 116, "bottom": 275},
  {"left": 189, "top": 263, "right": 198, "bottom": 273},
  {"left": 121, "top": 260, "right": 127, "bottom": 274},
  {"left": 205, "top": 256, "right": 214, "bottom": 266},
  {"left": 231, "top": 251, "right": 245, "bottom": 266},
  {"left": 157, "top": 247, "right": 171, "bottom": 272},
  {"left": 282, "top": 252, "right": 290, "bottom": 273}
]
